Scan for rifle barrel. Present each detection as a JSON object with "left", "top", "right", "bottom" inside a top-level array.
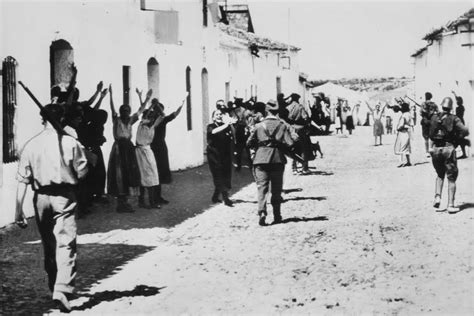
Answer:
[{"left": 18, "top": 81, "right": 44, "bottom": 111}]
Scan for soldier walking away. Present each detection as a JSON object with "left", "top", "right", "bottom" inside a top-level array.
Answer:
[
  {"left": 420, "top": 92, "right": 439, "bottom": 157},
  {"left": 451, "top": 90, "right": 468, "bottom": 159},
  {"left": 429, "top": 97, "right": 469, "bottom": 214},
  {"left": 247, "top": 100, "right": 295, "bottom": 226},
  {"left": 286, "top": 93, "right": 312, "bottom": 174},
  {"left": 15, "top": 103, "right": 88, "bottom": 312}
]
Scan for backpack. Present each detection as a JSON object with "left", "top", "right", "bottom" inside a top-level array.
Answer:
[{"left": 429, "top": 113, "right": 454, "bottom": 142}]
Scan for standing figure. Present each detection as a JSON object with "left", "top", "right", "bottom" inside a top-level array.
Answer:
[
  {"left": 429, "top": 97, "right": 469, "bottom": 213},
  {"left": 286, "top": 93, "right": 312, "bottom": 174},
  {"left": 385, "top": 115, "right": 393, "bottom": 134},
  {"left": 207, "top": 108, "right": 235, "bottom": 206},
  {"left": 420, "top": 92, "right": 439, "bottom": 157},
  {"left": 452, "top": 90, "right": 468, "bottom": 159},
  {"left": 230, "top": 97, "right": 252, "bottom": 171},
  {"left": 149, "top": 97, "right": 184, "bottom": 204},
  {"left": 136, "top": 109, "right": 164, "bottom": 208},
  {"left": 247, "top": 100, "right": 295, "bottom": 226},
  {"left": 15, "top": 104, "right": 88, "bottom": 312},
  {"left": 366, "top": 101, "right": 386, "bottom": 145},
  {"left": 394, "top": 102, "right": 413, "bottom": 167},
  {"left": 107, "top": 86, "right": 150, "bottom": 212},
  {"left": 343, "top": 100, "right": 356, "bottom": 135}
]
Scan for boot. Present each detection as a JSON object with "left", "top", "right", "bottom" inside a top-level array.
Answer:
[
  {"left": 149, "top": 187, "right": 161, "bottom": 209},
  {"left": 272, "top": 205, "right": 282, "bottom": 224},
  {"left": 212, "top": 190, "right": 221, "bottom": 203},
  {"left": 222, "top": 191, "right": 233, "bottom": 207}
]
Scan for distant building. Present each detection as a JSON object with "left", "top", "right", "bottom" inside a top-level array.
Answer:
[
  {"left": 411, "top": 8, "right": 473, "bottom": 154},
  {"left": 0, "top": 0, "right": 302, "bottom": 227}
]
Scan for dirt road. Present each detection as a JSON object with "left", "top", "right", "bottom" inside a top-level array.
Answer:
[{"left": 1, "top": 126, "right": 472, "bottom": 314}]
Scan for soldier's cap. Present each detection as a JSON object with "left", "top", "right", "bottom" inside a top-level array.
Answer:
[
  {"left": 441, "top": 97, "right": 453, "bottom": 110},
  {"left": 266, "top": 99, "right": 278, "bottom": 111}
]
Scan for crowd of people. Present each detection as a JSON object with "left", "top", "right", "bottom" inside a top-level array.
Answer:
[{"left": 12, "top": 62, "right": 470, "bottom": 312}]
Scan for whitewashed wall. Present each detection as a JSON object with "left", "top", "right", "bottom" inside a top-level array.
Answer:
[
  {"left": 413, "top": 22, "right": 473, "bottom": 157},
  {"left": 0, "top": 0, "right": 302, "bottom": 227}
]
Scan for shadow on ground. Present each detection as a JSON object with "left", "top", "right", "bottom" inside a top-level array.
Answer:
[
  {"left": 0, "top": 243, "right": 154, "bottom": 315},
  {"left": 283, "top": 196, "right": 327, "bottom": 202},
  {"left": 278, "top": 216, "right": 329, "bottom": 224},
  {"left": 72, "top": 285, "right": 164, "bottom": 312},
  {"left": 459, "top": 202, "right": 474, "bottom": 212}
]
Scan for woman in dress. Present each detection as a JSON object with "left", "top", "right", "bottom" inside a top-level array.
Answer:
[
  {"left": 107, "top": 85, "right": 151, "bottom": 212},
  {"left": 366, "top": 101, "right": 387, "bottom": 145},
  {"left": 136, "top": 109, "right": 164, "bottom": 208},
  {"left": 207, "top": 109, "right": 236, "bottom": 206},
  {"left": 394, "top": 102, "right": 413, "bottom": 167},
  {"left": 343, "top": 100, "right": 356, "bottom": 135},
  {"left": 149, "top": 97, "right": 185, "bottom": 204}
]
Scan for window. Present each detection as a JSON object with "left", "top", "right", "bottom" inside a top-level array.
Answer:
[
  {"left": 186, "top": 66, "right": 192, "bottom": 130},
  {"left": 50, "top": 39, "right": 74, "bottom": 89},
  {"left": 154, "top": 10, "right": 179, "bottom": 44},
  {"left": 123, "top": 66, "right": 131, "bottom": 106},
  {"left": 276, "top": 77, "right": 282, "bottom": 96},
  {"left": 2, "top": 56, "right": 18, "bottom": 163},
  {"left": 147, "top": 58, "right": 159, "bottom": 99},
  {"left": 225, "top": 82, "right": 230, "bottom": 104},
  {"left": 203, "top": 0, "right": 208, "bottom": 27}
]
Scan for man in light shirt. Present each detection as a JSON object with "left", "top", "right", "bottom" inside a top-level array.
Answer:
[{"left": 15, "top": 103, "right": 88, "bottom": 312}]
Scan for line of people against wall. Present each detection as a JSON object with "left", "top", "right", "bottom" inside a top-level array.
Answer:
[
  {"left": 43, "top": 67, "right": 334, "bottom": 215},
  {"left": 39, "top": 65, "right": 471, "bottom": 216}
]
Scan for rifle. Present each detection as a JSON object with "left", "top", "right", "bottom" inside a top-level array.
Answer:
[
  {"left": 18, "top": 81, "right": 67, "bottom": 135},
  {"left": 19, "top": 81, "right": 98, "bottom": 166},
  {"left": 404, "top": 95, "right": 421, "bottom": 107}
]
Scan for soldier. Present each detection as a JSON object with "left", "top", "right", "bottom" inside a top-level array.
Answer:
[
  {"left": 15, "top": 103, "right": 88, "bottom": 312},
  {"left": 421, "top": 92, "right": 439, "bottom": 157},
  {"left": 429, "top": 97, "right": 469, "bottom": 214},
  {"left": 286, "top": 93, "right": 312, "bottom": 174},
  {"left": 247, "top": 100, "right": 295, "bottom": 226}
]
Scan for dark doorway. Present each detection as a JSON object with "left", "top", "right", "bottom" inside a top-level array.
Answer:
[{"left": 185, "top": 66, "right": 192, "bottom": 131}]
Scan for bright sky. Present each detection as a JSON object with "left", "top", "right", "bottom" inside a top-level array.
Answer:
[{"left": 241, "top": 0, "right": 473, "bottom": 79}]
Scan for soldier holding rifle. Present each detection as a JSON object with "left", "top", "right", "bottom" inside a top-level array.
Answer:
[{"left": 15, "top": 82, "right": 88, "bottom": 312}]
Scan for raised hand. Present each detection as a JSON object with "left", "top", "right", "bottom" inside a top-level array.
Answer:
[
  {"left": 146, "top": 89, "right": 153, "bottom": 99},
  {"left": 109, "top": 84, "right": 113, "bottom": 94},
  {"left": 97, "top": 81, "right": 104, "bottom": 92},
  {"left": 136, "top": 88, "right": 142, "bottom": 97},
  {"left": 100, "top": 88, "right": 108, "bottom": 98}
]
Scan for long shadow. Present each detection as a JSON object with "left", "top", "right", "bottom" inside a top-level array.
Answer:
[
  {"left": 300, "top": 170, "right": 334, "bottom": 176},
  {"left": 71, "top": 285, "right": 165, "bottom": 312},
  {"left": 283, "top": 196, "right": 327, "bottom": 202},
  {"left": 413, "top": 161, "right": 429, "bottom": 166},
  {"left": 459, "top": 202, "right": 474, "bottom": 211},
  {"left": 274, "top": 216, "right": 329, "bottom": 225},
  {"left": 282, "top": 188, "right": 303, "bottom": 194},
  {"left": 0, "top": 243, "right": 154, "bottom": 315}
]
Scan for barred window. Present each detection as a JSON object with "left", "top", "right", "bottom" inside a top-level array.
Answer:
[{"left": 2, "top": 56, "right": 18, "bottom": 163}]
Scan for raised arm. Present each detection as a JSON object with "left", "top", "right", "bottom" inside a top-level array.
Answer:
[
  {"left": 84, "top": 81, "right": 104, "bottom": 107},
  {"left": 134, "top": 88, "right": 153, "bottom": 117},
  {"left": 65, "top": 64, "right": 78, "bottom": 106},
  {"left": 109, "top": 84, "right": 117, "bottom": 117},
  {"left": 93, "top": 87, "right": 108, "bottom": 109},
  {"left": 365, "top": 101, "right": 374, "bottom": 112}
]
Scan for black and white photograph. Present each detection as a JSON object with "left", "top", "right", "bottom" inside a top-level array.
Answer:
[{"left": 0, "top": 0, "right": 473, "bottom": 314}]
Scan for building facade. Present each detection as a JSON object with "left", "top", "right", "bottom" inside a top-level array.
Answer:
[
  {"left": 411, "top": 8, "right": 473, "bottom": 154},
  {"left": 0, "top": 0, "right": 302, "bottom": 227}
]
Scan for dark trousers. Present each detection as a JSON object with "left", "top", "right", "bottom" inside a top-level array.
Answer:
[
  {"left": 254, "top": 164, "right": 284, "bottom": 217},
  {"left": 33, "top": 187, "right": 77, "bottom": 294}
]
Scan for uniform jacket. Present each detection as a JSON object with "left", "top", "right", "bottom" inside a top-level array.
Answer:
[{"left": 247, "top": 116, "right": 295, "bottom": 165}]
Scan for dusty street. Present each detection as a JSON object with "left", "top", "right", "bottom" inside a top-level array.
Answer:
[{"left": 1, "top": 126, "right": 473, "bottom": 315}]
